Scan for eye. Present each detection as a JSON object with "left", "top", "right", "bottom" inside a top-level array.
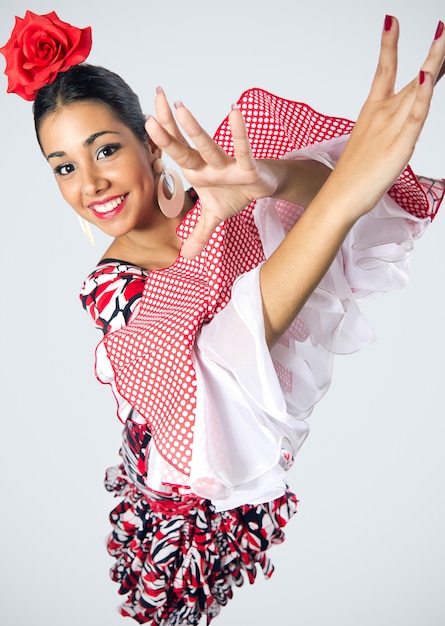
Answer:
[
  {"left": 54, "top": 163, "right": 76, "bottom": 176},
  {"left": 97, "top": 143, "right": 121, "bottom": 160}
]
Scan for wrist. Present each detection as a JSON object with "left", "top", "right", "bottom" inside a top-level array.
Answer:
[{"left": 268, "top": 158, "right": 331, "bottom": 207}]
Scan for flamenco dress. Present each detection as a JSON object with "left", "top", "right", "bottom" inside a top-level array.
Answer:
[{"left": 79, "top": 88, "right": 445, "bottom": 625}]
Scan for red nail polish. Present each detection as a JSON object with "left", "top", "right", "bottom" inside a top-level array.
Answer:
[
  {"left": 434, "top": 21, "right": 444, "bottom": 40},
  {"left": 384, "top": 14, "right": 393, "bottom": 32},
  {"left": 419, "top": 70, "right": 425, "bottom": 85}
]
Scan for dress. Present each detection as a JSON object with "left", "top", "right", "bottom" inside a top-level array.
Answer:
[{"left": 79, "top": 89, "right": 445, "bottom": 625}]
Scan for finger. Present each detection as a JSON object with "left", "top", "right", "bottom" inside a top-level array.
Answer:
[
  {"left": 228, "top": 105, "right": 257, "bottom": 171},
  {"left": 174, "top": 102, "right": 230, "bottom": 169},
  {"left": 393, "top": 20, "right": 445, "bottom": 96},
  {"left": 145, "top": 114, "right": 176, "bottom": 150},
  {"left": 421, "top": 21, "right": 445, "bottom": 83},
  {"left": 436, "top": 58, "right": 445, "bottom": 84},
  {"left": 145, "top": 114, "right": 203, "bottom": 170},
  {"left": 180, "top": 211, "right": 223, "bottom": 259},
  {"left": 400, "top": 70, "right": 434, "bottom": 148},
  {"left": 154, "top": 87, "right": 188, "bottom": 145},
  {"left": 368, "top": 15, "right": 400, "bottom": 101},
  {"left": 392, "top": 19, "right": 445, "bottom": 118}
]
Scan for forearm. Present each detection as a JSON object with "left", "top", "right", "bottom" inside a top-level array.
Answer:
[{"left": 260, "top": 176, "right": 358, "bottom": 348}]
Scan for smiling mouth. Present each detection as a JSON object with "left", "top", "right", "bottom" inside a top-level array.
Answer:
[{"left": 90, "top": 194, "right": 127, "bottom": 214}]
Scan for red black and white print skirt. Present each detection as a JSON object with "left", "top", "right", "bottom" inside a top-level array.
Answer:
[{"left": 104, "top": 419, "right": 298, "bottom": 625}]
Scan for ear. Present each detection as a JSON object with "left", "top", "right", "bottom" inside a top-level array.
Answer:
[
  {"left": 145, "top": 135, "right": 162, "bottom": 162},
  {"left": 143, "top": 115, "right": 162, "bottom": 161}
]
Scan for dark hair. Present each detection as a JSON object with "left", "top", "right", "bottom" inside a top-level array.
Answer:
[{"left": 33, "top": 63, "right": 148, "bottom": 149}]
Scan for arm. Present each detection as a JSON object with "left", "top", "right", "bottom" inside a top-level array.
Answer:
[
  {"left": 261, "top": 18, "right": 444, "bottom": 346},
  {"left": 147, "top": 16, "right": 445, "bottom": 347}
]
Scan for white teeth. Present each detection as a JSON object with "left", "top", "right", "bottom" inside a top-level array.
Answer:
[{"left": 93, "top": 195, "right": 125, "bottom": 214}]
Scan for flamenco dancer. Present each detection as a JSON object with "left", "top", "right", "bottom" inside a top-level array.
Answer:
[{"left": 1, "top": 10, "right": 444, "bottom": 625}]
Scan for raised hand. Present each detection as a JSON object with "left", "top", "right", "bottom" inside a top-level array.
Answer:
[
  {"left": 146, "top": 89, "right": 281, "bottom": 258},
  {"left": 326, "top": 16, "right": 445, "bottom": 218}
]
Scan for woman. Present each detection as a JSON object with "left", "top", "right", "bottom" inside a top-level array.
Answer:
[{"left": 1, "top": 10, "right": 444, "bottom": 626}]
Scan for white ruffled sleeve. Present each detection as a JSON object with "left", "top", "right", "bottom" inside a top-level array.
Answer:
[{"left": 191, "top": 134, "right": 440, "bottom": 511}]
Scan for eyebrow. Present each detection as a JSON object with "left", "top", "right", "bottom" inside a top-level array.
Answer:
[{"left": 46, "top": 130, "right": 120, "bottom": 160}]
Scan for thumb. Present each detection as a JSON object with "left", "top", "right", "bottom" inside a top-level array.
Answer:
[{"left": 180, "top": 210, "right": 223, "bottom": 259}]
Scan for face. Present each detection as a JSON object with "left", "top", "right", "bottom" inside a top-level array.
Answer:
[{"left": 39, "top": 101, "right": 161, "bottom": 238}]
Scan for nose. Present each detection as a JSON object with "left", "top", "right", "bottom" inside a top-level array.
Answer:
[{"left": 81, "top": 164, "right": 109, "bottom": 197}]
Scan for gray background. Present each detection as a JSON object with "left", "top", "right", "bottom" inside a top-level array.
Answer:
[{"left": 0, "top": 0, "right": 444, "bottom": 624}]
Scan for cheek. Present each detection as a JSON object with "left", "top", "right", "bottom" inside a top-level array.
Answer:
[
  {"left": 130, "top": 152, "right": 156, "bottom": 189},
  {"left": 143, "top": 165, "right": 158, "bottom": 198},
  {"left": 56, "top": 179, "right": 82, "bottom": 212}
]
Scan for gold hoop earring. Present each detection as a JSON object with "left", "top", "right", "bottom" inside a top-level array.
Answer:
[
  {"left": 78, "top": 215, "right": 95, "bottom": 246},
  {"left": 153, "top": 157, "right": 184, "bottom": 218}
]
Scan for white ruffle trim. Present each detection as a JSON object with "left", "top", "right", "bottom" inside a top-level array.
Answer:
[{"left": 189, "top": 135, "right": 431, "bottom": 511}]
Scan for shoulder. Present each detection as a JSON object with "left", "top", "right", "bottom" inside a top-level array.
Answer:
[
  {"left": 81, "top": 258, "right": 147, "bottom": 288},
  {"left": 79, "top": 259, "right": 148, "bottom": 335}
]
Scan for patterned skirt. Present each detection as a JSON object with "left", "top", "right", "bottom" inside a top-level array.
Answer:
[{"left": 104, "top": 420, "right": 298, "bottom": 625}]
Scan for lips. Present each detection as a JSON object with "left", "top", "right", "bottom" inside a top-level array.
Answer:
[{"left": 89, "top": 194, "right": 128, "bottom": 220}]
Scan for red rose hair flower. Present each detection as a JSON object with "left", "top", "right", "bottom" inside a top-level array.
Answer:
[{"left": 0, "top": 10, "right": 92, "bottom": 101}]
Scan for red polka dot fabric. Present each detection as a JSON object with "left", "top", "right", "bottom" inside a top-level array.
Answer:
[
  {"left": 215, "top": 88, "right": 432, "bottom": 218},
  {"left": 102, "top": 206, "right": 265, "bottom": 476},
  {"left": 101, "top": 88, "right": 433, "bottom": 478}
]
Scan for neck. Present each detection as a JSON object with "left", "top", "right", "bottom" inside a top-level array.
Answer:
[
  {"left": 100, "top": 191, "right": 195, "bottom": 272},
  {"left": 102, "top": 212, "right": 183, "bottom": 272}
]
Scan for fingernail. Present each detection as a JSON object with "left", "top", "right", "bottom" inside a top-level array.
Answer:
[
  {"left": 419, "top": 70, "right": 425, "bottom": 85},
  {"left": 384, "top": 14, "right": 393, "bottom": 32},
  {"left": 174, "top": 100, "right": 184, "bottom": 109},
  {"left": 156, "top": 86, "right": 164, "bottom": 95},
  {"left": 434, "top": 20, "right": 444, "bottom": 40},
  {"left": 231, "top": 103, "right": 239, "bottom": 111}
]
